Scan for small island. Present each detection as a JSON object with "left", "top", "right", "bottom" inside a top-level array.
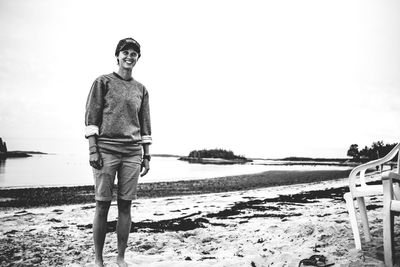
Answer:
[
  {"left": 179, "top": 148, "right": 251, "bottom": 165},
  {"left": 0, "top": 137, "right": 46, "bottom": 159}
]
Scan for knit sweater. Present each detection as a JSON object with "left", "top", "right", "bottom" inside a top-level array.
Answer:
[{"left": 85, "top": 72, "right": 152, "bottom": 152}]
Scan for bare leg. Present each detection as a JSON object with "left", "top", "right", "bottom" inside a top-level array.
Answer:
[
  {"left": 93, "top": 200, "right": 111, "bottom": 267},
  {"left": 116, "top": 199, "right": 132, "bottom": 267}
]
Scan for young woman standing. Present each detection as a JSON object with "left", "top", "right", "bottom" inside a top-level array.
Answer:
[{"left": 85, "top": 37, "right": 152, "bottom": 267}]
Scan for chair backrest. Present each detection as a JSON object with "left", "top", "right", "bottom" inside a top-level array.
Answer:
[{"left": 348, "top": 143, "right": 400, "bottom": 194}]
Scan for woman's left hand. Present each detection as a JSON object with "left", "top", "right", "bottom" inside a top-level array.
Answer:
[{"left": 141, "top": 159, "right": 150, "bottom": 177}]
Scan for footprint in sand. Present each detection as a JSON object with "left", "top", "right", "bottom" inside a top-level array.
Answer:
[
  {"left": 81, "top": 205, "right": 95, "bottom": 210},
  {"left": 47, "top": 218, "right": 62, "bottom": 223},
  {"left": 165, "top": 197, "right": 182, "bottom": 201},
  {"left": 52, "top": 209, "right": 64, "bottom": 214},
  {"left": 5, "top": 230, "right": 18, "bottom": 235},
  {"left": 14, "top": 210, "right": 28, "bottom": 214},
  {"left": 52, "top": 226, "right": 69, "bottom": 230}
]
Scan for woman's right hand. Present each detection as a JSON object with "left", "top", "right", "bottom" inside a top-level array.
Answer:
[{"left": 89, "top": 151, "right": 103, "bottom": 169}]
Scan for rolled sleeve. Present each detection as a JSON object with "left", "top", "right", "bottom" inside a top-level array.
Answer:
[
  {"left": 85, "top": 125, "right": 99, "bottom": 138},
  {"left": 139, "top": 135, "right": 152, "bottom": 144}
]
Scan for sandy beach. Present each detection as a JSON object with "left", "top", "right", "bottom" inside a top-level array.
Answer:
[{"left": 0, "top": 170, "right": 398, "bottom": 266}]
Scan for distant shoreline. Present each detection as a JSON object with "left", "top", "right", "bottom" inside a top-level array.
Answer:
[
  {"left": 254, "top": 161, "right": 359, "bottom": 167},
  {"left": 0, "top": 169, "right": 352, "bottom": 208},
  {"left": 0, "top": 150, "right": 47, "bottom": 159},
  {"left": 152, "top": 154, "right": 183, "bottom": 158},
  {"left": 278, "top": 156, "right": 350, "bottom": 162},
  {"left": 172, "top": 154, "right": 365, "bottom": 167},
  {"left": 178, "top": 156, "right": 251, "bottom": 165}
]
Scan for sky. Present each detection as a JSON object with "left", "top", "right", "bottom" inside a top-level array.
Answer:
[{"left": 0, "top": 0, "right": 399, "bottom": 158}]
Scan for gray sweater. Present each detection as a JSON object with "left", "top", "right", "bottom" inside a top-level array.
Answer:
[{"left": 85, "top": 73, "right": 152, "bottom": 152}]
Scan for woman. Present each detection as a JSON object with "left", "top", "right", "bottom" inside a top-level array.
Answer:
[{"left": 85, "top": 37, "right": 152, "bottom": 267}]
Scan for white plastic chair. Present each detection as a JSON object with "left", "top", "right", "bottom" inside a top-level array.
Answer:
[
  {"left": 382, "top": 172, "right": 400, "bottom": 267},
  {"left": 344, "top": 143, "right": 400, "bottom": 249}
]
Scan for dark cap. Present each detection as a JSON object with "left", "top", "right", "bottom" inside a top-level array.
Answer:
[{"left": 115, "top": 38, "right": 141, "bottom": 57}]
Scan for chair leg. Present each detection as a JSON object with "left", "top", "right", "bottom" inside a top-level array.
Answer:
[
  {"left": 384, "top": 211, "right": 394, "bottom": 267},
  {"left": 383, "top": 187, "right": 394, "bottom": 266},
  {"left": 344, "top": 193, "right": 362, "bottom": 249},
  {"left": 356, "top": 197, "right": 371, "bottom": 242}
]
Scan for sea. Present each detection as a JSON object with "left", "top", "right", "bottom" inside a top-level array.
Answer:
[{"left": 0, "top": 154, "right": 352, "bottom": 188}]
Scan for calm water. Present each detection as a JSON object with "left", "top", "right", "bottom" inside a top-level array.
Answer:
[{"left": 0, "top": 154, "right": 351, "bottom": 188}]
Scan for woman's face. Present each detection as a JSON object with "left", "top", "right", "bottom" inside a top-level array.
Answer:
[{"left": 117, "top": 48, "right": 139, "bottom": 69}]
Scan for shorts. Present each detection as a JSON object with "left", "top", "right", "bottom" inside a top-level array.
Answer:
[{"left": 92, "top": 152, "right": 142, "bottom": 201}]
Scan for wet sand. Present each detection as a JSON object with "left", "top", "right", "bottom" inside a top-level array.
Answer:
[{"left": 0, "top": 170, "right": 352, "bottom": 208}]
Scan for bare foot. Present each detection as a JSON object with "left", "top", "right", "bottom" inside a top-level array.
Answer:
[{"left": 116, "top": 258, "right": 129, "bottom": 267}]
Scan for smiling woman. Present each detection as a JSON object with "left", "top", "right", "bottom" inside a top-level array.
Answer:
[
  {"left": 115, "top": 38, "right": 141, "bottom": 68},
  {"left": 118, "top": 50, "right": 139, "bottom": 68},
  {"left": 84, "top": 37, "right": 153, "bottom": 267}
]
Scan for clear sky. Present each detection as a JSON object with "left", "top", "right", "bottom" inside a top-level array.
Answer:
[{"left": 0, "top": 0, "right": 399, "bottom": 158}]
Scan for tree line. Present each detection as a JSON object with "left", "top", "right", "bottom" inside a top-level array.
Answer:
[
  {"left": 0, "top": 138, "right": 7, "bottom": 153},
  {"left": 188, "top": 148, "right": 247, "bottom": 160},
  {"left": 347, "top": 141, "right": 397, "bottom": 162}
]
